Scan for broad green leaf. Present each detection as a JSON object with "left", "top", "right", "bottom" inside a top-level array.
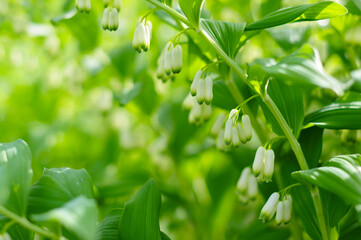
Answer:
[
  {"left": 0, "top": 139, "right": 33, "bottom": 216},
  {"left": 200, "top": 19, "right": 246, "bottom": 58},
  {"left": 320, "top": 190, "right": 350, "bottom": 228},
  {"left": 299, "top": 127, "right": 324, "bottom": 168},
  {"left": 212, "top": 80, "right": 238, "bottom": 110},
  {"left": 304, "top": 92, "right": 361, "bottom": 129},
  {"left": 291, "top": 186, "right": 322, "bottom": 240},
  {"left": 262, "top": 45, "right": 344, "bottom": 95},
  {"left": 179, "top": 0, "right": 204, "bottom": 26},
  {"left": 0, "top": 165, "right": 9, "bottom": 205},
  {"left": 259, "top": 79, "right": 304, "bottom": 137},
  {"left": 245, "top": 1, "right": 348, "bottom": 31},
  {"left": 97, "top": 209, "right": 123, "bottom": 240},
  {"left": 28, "top": 167, "right": 94, "bottom": 214},
  {"left": 119, "top": 179, "right": 162, "bottom": 240},
  {"left": 268, "top": 25, "right": 310, "bottom": 52},
  {"left": 292, "top": 154, "right": 361, "bottom": 205},
  {"left": 32, "top": 196, "right": 98, "bottom": 240}
]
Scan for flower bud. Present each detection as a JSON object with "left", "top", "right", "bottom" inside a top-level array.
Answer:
[
  {"left": 242, "top": 114, "right": 252, "bottom": 141},
  {"left": 102, "top": 8, "right": 110, "bottom": 30},
  {"left": 232, "top": 126, "right": 240, "bottom": 147},
  {"left": 204, "top": 75, "right": 213, "bottom": 105},
  {"left": 252, "top": 146, "right": 266, "bottom": 177},
  {"left": 171, "top": 45, "right": 182, "bottom": 74},
  {"left": 259, "top": 192, "right": 279, "bottom": 222},
  {"left": 224, "top": 119, "right": 233, "bottom": 145},
  {"left": 164, "top": 44, "right": 173, "bottom": 75},
  {"left": 191, "top": 70, "right": 202, "bottom": 96},
  {"left": 143, "top": 22, "right": 151, "bottom": 52},
  {"left": 112, "top": 9, "right": 119, "bottom": 31},
  {"left": 132, "top": 24, "right": 141, "bottom": 52},
  {"left": 76, "top": 0, "right": 85, "bottom": 12},
  {"left": 107, "top": 8, "right": 115, "bottom": 31},
  {"left": 196, "top": 78, "right": 206, "bottom": 104},
  {"left": 210, "top": 114, "right": 225, "bottom": 137},
  {"left": 229, "top": 108, "right": 238, "bottom": 120},
  {"left": 247, "top": 175, "right": 258, "bottom": 200},
  {"left": 189, "top": 101, "right": 202, "bottom": 123},
  {"left": 237, "top": 193, "right": 249, "bottom": 205},
  {"left": 84, "top": 0, "right": 91, "bottom": 13},
  {"left": 216, "top": 130, "right": 226, "bottom": 151},
  {"left": 275, "top": 201, "right": 285, "bottom": 225},
  {"left": 283, "top": 195, "right": 292, "bottom": 224},
  {"left": 237, "top": 167, "right": 251, "bottom": 194},
  {"left": 263, "top": 149, "right": 275, "bottom": 183},
  {"left": 236, "top": 123, "right": 247, "bottom": 143},
  {"left": 182, "top": 93, "right": 194, "bottom": 110},
  {"left": 114, "top": 0, "right": 121, "bottom": 11}
]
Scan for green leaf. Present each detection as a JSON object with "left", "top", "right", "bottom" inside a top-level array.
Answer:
[
  {"left": 320, "top": 190, "right": 350, "bottom": 228},
  {"left": 32, "top": 196, "right": 98, "bottom": 240},
  {"left": 0, "top": 139, "right": 33, "bottom": 216},
  {"left": 28, "top": 167, "right": 94, "bottom": 214},
  {"left": 262, "top": 45, "right": 344, "bottom": 95},
  {"left": 97, "top": 209, "right": 123, "bottom": 240},
  {"left": 212, "top": 80, "right": 238, "bottom": 110},
  {"left": 245, "top": 1, "right": 348, "bottom": 31},
  {"left": 299, "top": 127, "right": 324, "bottom": 168},
  {"left": 0, "top": 165, "right": 9, "bottom": 205},
  {"left": 292, "top": 154, "right": 361, "bottom": 205},
  {"left": 114, "top": 82, "right": 143, "bottom": 106},
  {"left": 304, "top": 92, "right": 361, "bottom": 129},
  {"left": 259, "top": 79, "right": 304, "bottom": 137},
  {"left": 179, "top": 0, "right": 204, "bottom": 26},
  {"left": 161, "top": 231, "right": 171, "bottom": 240},
  {"left": 200, "top": 19, "right": 246, "bottom": 58},
  {"left": 119, "top": 179, "right": 162, "bottom": 240}
]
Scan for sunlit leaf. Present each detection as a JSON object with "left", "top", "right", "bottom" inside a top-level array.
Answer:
[
  {"left": 304, "top": 92, "right": 361, "bottom": 129},
  {"left": 179, "top": 0, "right": 204, "bottom": 26},
  {"left": 293, "top": 154, "right": 361, "bottom": 205},
  {"left": 200, "top": 19, "right": 246, "bottom": 58},
  {"left": 32, "top": 196, "right": 98, "bottom": 240},
  {"left": 28, "top": 167, "right": 94, "bottom": 214},
  {"left": 262, "top": 45, "right": 344, "bottom": 95},
  {"left": 119, "top": 179, "right": 162, "bottom": 240},
  {"left": 246, "top": 1, "right": 348, "bottom": 31}
]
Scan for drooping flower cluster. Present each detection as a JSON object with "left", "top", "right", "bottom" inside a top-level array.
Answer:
[
  {"left": 260, "top": 192, "right": 292, "bottom": 224},
  {"left": 252, "top": 146, "right": 275, "bottom": 183},
  {"left": 224, "top": 109, "right": 252, "bottom": 147},
  {"left": 236, "top": 167, "right": 258, "bottom": 204},
  {"left": 102, "top": 0, "right": 121, "bottom": 31},
  {"left": 132, "top": 20, "right": 152, "bottom": 52},
  {"left": 156, "top": 43, "right": 183, "bottom": 82},
  {"left": 76, "top": 0, "right": 91, "bottom": 13},
  {"left": 183, "top": 94, "right": 212, "bottom": 125},
  {"left": 190, "top": 70, "right": 213, "bottom": 105}
]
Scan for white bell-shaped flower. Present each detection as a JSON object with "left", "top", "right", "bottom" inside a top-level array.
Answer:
[
  {"left": 210, "top": 114, "right": 225, "bottom": 137},
  {"left": 107, "top": 8, "right": 116, "bottom": 31},
  {"left": 259, "top": 192, "right": 279, "bottom": 222},
  {"left": 171, "top": 45, "right": 183, "bottom": 74},
  {"left": 263, "top": 149, "right": 275, "bottom": 183},
  {"left": 114, "top": 0, "right": 121, "bottom": 11},
  {"left": 237, "top": 167, "right": 251, "bottom": 194},
  {"left": 253, "top": 146, "right": 266, "bottom": 177},
  {"left": 283, "top": 195, "right": 292, "bottom": 224},
  {"left": 143, "top": 22, "right": 152, "bottom": 52},
  {"left": 204, "top": 75, "right": 213, "bottom": 105},
  {"left": 84, "top": 0, "right": 91, "bottom": 13},
  {"left": 76, "top": 0, "right": 85, "bottom": 12},
  {"left": 231, "top": 126, "right": 240, "bottom": 147},
  {"left": 112, "top": 8, "right": 119, "bottom": 31},
  {"left": 229, "top": 108, "right": 238, "bottom": 120},
  {"left": 236, "top": 123, "right": 247, "bottom": 143},
  {"left": 196, "top": 78, "right": 206, "bottom": 104},
  {"left": 164, "top": 43, "right": 173, "bottom": 75},
  {"left": 224, "top": 118, "right": 233, "bottom": 145},
  {"left": 275, "top": 201, "right": 285, "bottom": 225},
  {"left": 191, "top": 70, "right": 202, "bottom": 96},
  {"left": 247, "top": 175, "right": 258, "bottom": 200},
  {"left": 242, "top": 114, "right": 252, "bottom": 141},
  {"left": 102, "top": 8, "right": 110, "bottom": 30}
]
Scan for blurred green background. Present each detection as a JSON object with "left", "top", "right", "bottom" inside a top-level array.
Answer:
[{"left": 0, "top": 0, "right": 360, "bottom": 239}]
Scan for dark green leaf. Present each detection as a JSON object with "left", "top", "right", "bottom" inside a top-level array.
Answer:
[
  {"left": 292, "top": 154, "right": 361, "bottom": 205},
  {"left": 200, "top": 19, "right": 246, "bottom": 58},
  {"left": 32, "top": 196, "right": 98, "bottom": 240},
  {"left": 0, "top": 165, "right": 9, "bottom": 205},
  {"left": 161, "top": 231, "right": 171, "bottom": 240},
  {"left": 299, "top": 127, "right": 324, "bottom": 168},
  {"left": 259, "top": 79, "right": 304, "bottom": 137},
  {"left": 304, "top": 92, "right": 361, "bottom": 129},
  {"left": 320, "top": 190, "right": 350, "bottom": 228},
  {"left": 28, "top": 167, "right": 94, "bottom": 214},
  {"left": 263, "top": 45, "right": 344, "bottom": 95},
  {"left": 119, "top": 179, "right": 162, "bottom": 240},
  {"left": 97, "top": 209, "right": 123, "bottom": 240},
  {"left": 212, "top": 80, "right": 238, "bottom": 110},
  {"left": 179, "top": 0, "right": 204, "bottom": 26},
  {"left": 245, "top": 1, "right": 348, "bottom": 31},
  {"left": 0, "top": 139, "right": 33, "bottom": 216}
]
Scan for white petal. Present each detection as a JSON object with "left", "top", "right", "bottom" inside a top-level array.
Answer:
[
  {"left": 275, "top": 201, "right": 285, "bottom": 225},
  {"left": 247, "top": 175, "right": 258, "bottom": 199},
  {"left": 253, "top": 146, "right": 266, "bottom": 177},
  {"left": 242, "top": 114, "right": 252, "bottom": 140},
  {"left": 191, "top": 70, "right": 202, "bottom": 96},
  {"left": 231, "top": 126, "right": 240, "bottom": 147},
  {"left": 204, "top": 75, "right": 213, "bottom": 105},
  {"left": 171, "top": 45, "right": 183, "bottom": 74},
  {"left": 237, "top": 167, "right": 251, "bottom": 193},
  {"left": 224, "top": 119, "right": 233, "bottom": 145},
  {"left": 196, "top": 78, "right": 206, "bottom": 104},
  {"left": 263, "top": 149, "right": 275, "bottom": 183},
  {"left": 260, "top": 192, "right": 279, "bottom": 222}
]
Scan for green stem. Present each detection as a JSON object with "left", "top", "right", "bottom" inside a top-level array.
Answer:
[
  {"left": 310, "top": 187, "right": 330, "bottom": 240},
  {"left": 0, "top": 206, "right": 58, "bottom": 239}
]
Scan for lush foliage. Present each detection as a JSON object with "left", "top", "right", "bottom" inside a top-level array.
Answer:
[{"left": 0, "top": 0, "right": 361, "bottom": 239}]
